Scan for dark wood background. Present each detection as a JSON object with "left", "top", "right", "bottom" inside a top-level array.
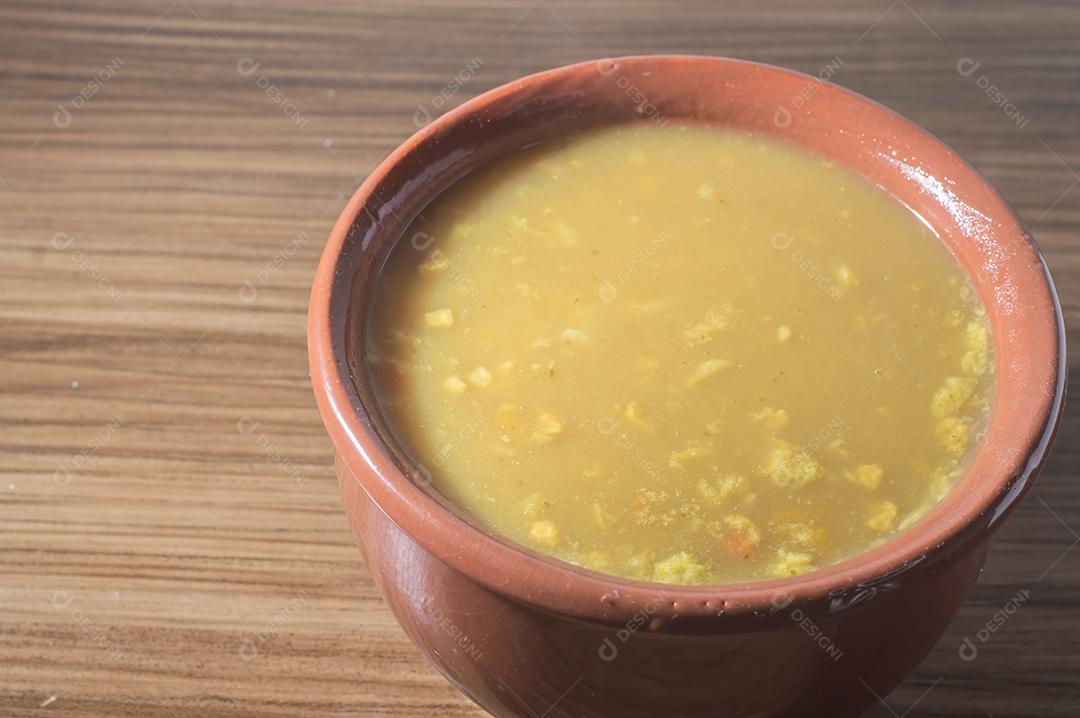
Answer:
[{"left": 1, "top": 1, "right": 1077, "bottom": 716}]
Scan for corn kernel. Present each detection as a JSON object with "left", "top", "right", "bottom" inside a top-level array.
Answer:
[
  {"left": 624, "top": 401, "right": 654, "bottom": 431},
  {"left": 688, "top": 359, "right": 733, "bottom": 387},
  {"left": 935, "top": 416, "right": 972, "bottom": 455},
  {"left": 750, "top": 406, "right": 790, "bottom": 432},
  {"left": 766, "top": 550, "right": 816, "bottom": 577},
  {"left": 560, "top": 327, "right": 590, "bottom": 343},
  {"left": 529, "top": 520, "right": 559, "bottom": 546},
  {"left": 652, "top": 551, "right": 707, "bottom": 583},
  {"left": 519, "top": 492, "right": 544, "bottom": 517},
  {"left": 468, "top": 367, "right": 493, "bottom": 387},
  {"left": 669, "top": 444, "right": 714, "bottom": 469},
  {"left": 930, "top": 376, "right": 976, "bottom": 417},
  {"left": 579, "top": 550, "right": 610, "bottom": 570},
  {"left": 425, "top": 308, "right": 454, "bottom": 327},
  {"left": 960, "top": 320, "right": 989, "bottom": 375},
  {"left": 717, "top": 515, "right": 761, "bottom": 558},
  {"left": 592, "top": 503, "right": 615, "bottom": 530},
  {"left": 835, "top": 264, "right": 860, "bottom": 289},
  {"left": 532, "top": 413, "right": 564, "bottom": 444},
  {"left": 697, "top": 474, "right": 745, "bottom": 505},
  {"left": 866, "top": 500, "right": 899, "bottom": 532},
  {"left": 851, "top": 463, "right": 883, "bottom": 491},
  {"left": 684, "top": 312, "right": 730, "bottom": 347},
  {"left": 763, "top": 439, "right": 823, "bottom": 488},
  {"left": 419, "top": 253, "right": 450, "bottom": 274}
]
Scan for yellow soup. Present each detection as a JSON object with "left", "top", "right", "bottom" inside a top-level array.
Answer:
[{"left": 368, "top": 123, "right": 993, "bottom": 585}]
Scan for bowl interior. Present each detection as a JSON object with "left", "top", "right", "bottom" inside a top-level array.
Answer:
[{"left": 313, "top": 56, "right": 1064, "bottom": 622}]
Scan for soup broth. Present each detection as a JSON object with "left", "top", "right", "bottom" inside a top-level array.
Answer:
[{"left": 367, "top": 123, "right": 993, "bottom": 585}]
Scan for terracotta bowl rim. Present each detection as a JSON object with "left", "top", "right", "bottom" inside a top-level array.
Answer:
[{"left": 309, "top": 55, "right": 1066, "bottom": 622}]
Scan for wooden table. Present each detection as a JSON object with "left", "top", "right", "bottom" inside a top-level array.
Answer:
[{"left": 1, "top": 1, "right": 1076, "bottom": 715}]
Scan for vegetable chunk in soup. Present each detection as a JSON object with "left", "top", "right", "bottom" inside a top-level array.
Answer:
[{"left": 367, "top": 123, "right": 993, "bottom": 585}]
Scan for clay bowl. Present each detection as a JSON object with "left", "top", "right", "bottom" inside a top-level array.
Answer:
[{"left": 308, "top": 56, "right": 1065, "bottom": 718}]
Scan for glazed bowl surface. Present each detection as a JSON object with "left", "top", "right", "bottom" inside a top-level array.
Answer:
[{"left": 308, "top": 56, "right": 1065, "bottom": 718}]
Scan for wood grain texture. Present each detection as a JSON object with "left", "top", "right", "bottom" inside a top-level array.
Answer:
[{"left": 0, "top": 1, "right": 1077, "bottom": 716}]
